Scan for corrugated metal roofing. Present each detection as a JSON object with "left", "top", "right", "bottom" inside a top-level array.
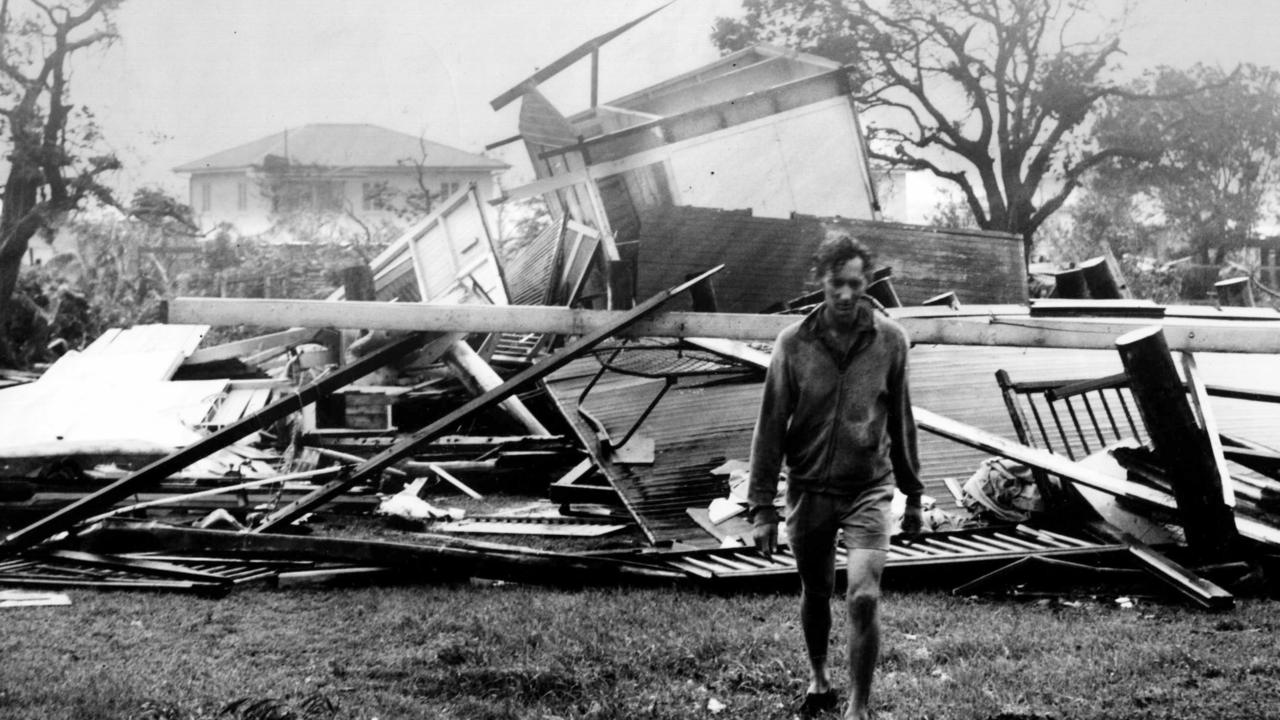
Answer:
[
  {"left": 544, "top": 353, "right": 762, "bottom": 546},
  {"left": 503, "top": 217, "right": 563, "bottom": 306},
  {"left": 632, "top": 206, "right": 1027, "bottom": 314},
  {"left": 544, "top": 339, "right": 1280, "bottom": 546},
  {"left": 519, "top": 89, "right": 579, "bottom": 149},
  {"left": 174, "top": 124, "right": 508, "bottom": 173}
]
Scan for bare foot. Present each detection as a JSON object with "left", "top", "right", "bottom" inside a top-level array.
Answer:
[
  {"left": 807, "top": 680, "right": 832, "bottom": 695},
  {"left": 843, "top": 703, "right": 870, "bottom": 720}
]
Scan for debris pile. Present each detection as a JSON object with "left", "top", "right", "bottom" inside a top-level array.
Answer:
[{"left": 3, "top": 14, "right": 1279, "bottom": 611}]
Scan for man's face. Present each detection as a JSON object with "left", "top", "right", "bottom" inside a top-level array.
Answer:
[{"left": 821, "top": 257, "right": 867, "bottom": 326}]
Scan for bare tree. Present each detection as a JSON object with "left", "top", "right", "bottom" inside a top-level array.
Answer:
[
  {"left": 714, "top": 0, "right": 1174, "bottom": 261},
  {"left": 0, "top": 0, "right": 122, "bottom": 361}
]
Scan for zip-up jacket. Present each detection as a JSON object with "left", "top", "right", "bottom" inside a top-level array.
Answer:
[{"left": 748, "top": 300, "right": 923, "bottom": 508}]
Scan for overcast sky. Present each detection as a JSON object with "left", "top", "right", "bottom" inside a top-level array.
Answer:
[{"left": 66, "top": 0, "right": 1280, "bottom": 198}]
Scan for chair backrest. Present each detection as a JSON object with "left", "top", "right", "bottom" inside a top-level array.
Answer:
[{"left": 995, "top": 369, "right": 1150, "bottom": 461}]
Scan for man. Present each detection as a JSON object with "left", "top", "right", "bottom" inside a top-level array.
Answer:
[{"left": 748, "top": 235, "right": 924, "bottom": 720}]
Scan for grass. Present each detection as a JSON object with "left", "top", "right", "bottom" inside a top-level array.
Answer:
[{"left": 2, "top": 581, "right": 1279, "bottom": 720}]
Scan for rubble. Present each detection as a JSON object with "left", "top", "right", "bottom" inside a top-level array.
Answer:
[{"left": 3, "top": 19, "right": 1279, "bottom": 610}]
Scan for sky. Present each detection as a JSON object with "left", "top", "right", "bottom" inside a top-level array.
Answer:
[{"left": 58, "top": 0, "right": 1280, "bottom": 200}]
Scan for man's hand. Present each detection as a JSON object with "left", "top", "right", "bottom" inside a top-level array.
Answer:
[
  {"left": 750, "top": 506, "right": 779, "bottom": 557},
  {"left": 900, "top": 502, "right": 925, "bottom": 536}
]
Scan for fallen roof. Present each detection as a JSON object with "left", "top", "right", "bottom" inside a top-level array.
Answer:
[
  {"left": 543, "top": 349, "right": 763, "bottom": 546},
  {"left": 173, "top": 124, "right": 509, "bottom": 173},
  {"left": 567, "top": 45, "right": 842, "bottom": 136}
]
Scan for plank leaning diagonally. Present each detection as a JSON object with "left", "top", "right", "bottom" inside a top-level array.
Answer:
[{"left": 251, "top": 266, "right": 724, "bottom": 532}]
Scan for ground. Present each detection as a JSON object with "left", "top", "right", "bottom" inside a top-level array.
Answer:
[
  {"left": 2, "top": 555, "right": 1279, "bottom": 719},
  {"left": 2, "top": 500, "right": 1278, "bottom": 719}
]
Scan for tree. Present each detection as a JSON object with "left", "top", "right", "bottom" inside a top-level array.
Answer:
[
  {"left": 0, "top": 0, "right": 122, "bottom": 361},
  {"left": 1089, "top": 64, "right": 1280, "bottom": 266},
  {"left": 713, "top": 0, "right": 1162, "bottom": 261}
]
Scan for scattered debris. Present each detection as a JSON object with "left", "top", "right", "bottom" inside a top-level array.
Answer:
[
  {"left": 0, "top": 589, "right": 71, "bottom": 608},
  {"left": 2, "top": 23, "right": 1278, "bottom": 611}
]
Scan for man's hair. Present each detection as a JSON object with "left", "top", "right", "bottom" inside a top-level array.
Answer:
[{"left": 812, "top": 235, "right": 873, "bottom": 278}]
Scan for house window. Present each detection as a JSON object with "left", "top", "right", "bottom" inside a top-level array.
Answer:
[
  {"left": 270, "top": 179, "right": 344, "bottom": 213},
  {"left": 439, "top": 182, "right": 460, "bottom": 198},
  {"left": 362, "top": 182, "right": 379, "bottom": 211},
  {"left": 201, "top": 182, "right": 212, "bottom": 212},
  {"left": 315, "top": 181, "right": 344, "bottom": 212},
  {"left": 236, "top": 182, "right": 248, "bottom": 211}
]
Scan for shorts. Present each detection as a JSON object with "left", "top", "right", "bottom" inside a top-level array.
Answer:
[{"left": 785, "top": 482, "right": 894, "bottom": 598}]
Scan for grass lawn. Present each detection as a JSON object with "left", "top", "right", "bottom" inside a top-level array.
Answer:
[{"left": 2, "top": 579, "right": 1279, "bottom": 720}]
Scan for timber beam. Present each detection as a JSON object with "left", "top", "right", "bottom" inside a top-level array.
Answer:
[
  {"left": 168, "top": 297, "right": 1280, "bottom": 353},
  {"left": 251, "top": 266, "right": 724, "bottom": 532}
]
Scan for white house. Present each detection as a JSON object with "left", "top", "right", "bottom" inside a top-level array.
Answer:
[{"left": 173, "top": 124, "right": 508, "bottom": 235}]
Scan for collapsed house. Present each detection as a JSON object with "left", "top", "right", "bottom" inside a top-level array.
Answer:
[{"left": 2, "top": 13, "right": 1279, "bottom": 609}]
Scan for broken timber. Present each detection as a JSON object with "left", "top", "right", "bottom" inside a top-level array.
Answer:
[
  {"left": 168, "top": 298, "right": 1280, "bottom": 353},
  {"left": 1086, "top": 519, "right": 1235, "bottom": 611},
  {"left": 913, "top": 407, "right": 1280, "bottom": 548},
  {"left": 251, "top": 266, "right": 725, "bottom": 532},
  {"left": 1116, "top": 327, "right": 1238, "bottom": 559},
  {"left": 77, "top": 523, "right": 683, "bottom": 588},
  {"left": 0, "top": 332, "right": 449, "bottom": 554}
]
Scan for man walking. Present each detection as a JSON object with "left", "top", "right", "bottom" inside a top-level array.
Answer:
[{"left": 748, "top": 235, "right": 924, "bottom": 719}]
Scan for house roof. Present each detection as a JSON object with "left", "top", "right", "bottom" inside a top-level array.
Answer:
[{"left": 174, "top": 124, "right": 508, "bottom": 174}]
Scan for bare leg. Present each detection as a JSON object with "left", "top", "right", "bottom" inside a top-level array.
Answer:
[
  {"left": 800, "top": 585, "right": 832, "bottom": 694},
  {"left": 844, "top": 548, "right": 886, "bottom": 720},
  {"left": 790, "top": 495, "right": 839, "bottom": 699}
]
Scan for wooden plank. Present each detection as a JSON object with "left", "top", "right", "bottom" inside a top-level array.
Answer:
[
  {"left": 428, "top": 464, "right": 483, "bottom": 500},
  {"left": 251, "top": 267, "right": 724, "bottom": 533},
  {"left": 275, "top": 567, "right": 395, "bottom": 588},
  {"left": 78, "top": 524, "right": 686, "bottom": 587},
  {"left": 1207, "top": 385, "right": 1280, "bottom": 404},
  {"left": 489, "top": 2, "right": 673, "bottom": 110},
  {"left": 0, "top": 576, "right": 223, "bottom": 592},
  {"left": 1181, "top": 352, "right": 1236, "bottom": 509},
  {"left": 0, "top": 332, "right": 438, "bottom": 554},
  {"left": 1086, "top": 520, "right": 1234, "bottom": 611},
  {"left": 206, "top": 387, "right": 256, "bottom": 428},
  {"left": 426, "top": 518, "right": 628, "bottom": 538},
  {"left": 915, "top": 406, "right": 1280, "bottom": 549},
  {"left": 0, "top": 590, "right": 72, "bottom": 608},
  {"left": 184, "top": 328, "right": 318, "bottom": 365},
  {"left": 444, "top": 340, "right": 550, "bottom": 436},
  {"left": 81, "top": 467, "right": 344, "bottom": 524},
  {"left": 914, "top": 407, "right": 1170, "bottom": 505},
  {"left": 36, "top": 550, "right": 233, "bottom": 584},
  {"left": 169, "top": 298, "right": 1280, "bottom": 352}
]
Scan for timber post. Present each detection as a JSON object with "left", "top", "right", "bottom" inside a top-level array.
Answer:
[
  {"left": 1215, "top": 277, "right": 1254, "bottom": 308},
  {"left": 867, "top": 266, "right": 902, "bottom": 308},
  {"left": 1114, "top": 326, "right": 1239, "bottom": 560},
  {"left": 686, "top": 272, "right": 719, "bottom": 313},
  {"left": 1079, "top": 256, "right": 1125, "bottom": 300},
  {"left": 1053, "top": 267, "right": 1089, "bottom": 299}
]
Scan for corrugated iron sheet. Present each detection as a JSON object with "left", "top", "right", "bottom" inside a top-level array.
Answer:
[
  {"left": 545, "top": 340, "right": 1280, "bottom": 546},
  {"left": 545, "top": 354, "right": 762, "bottom": 545},
  {"left": 504, "top": 217, "right": 563, "bottom": 306}
]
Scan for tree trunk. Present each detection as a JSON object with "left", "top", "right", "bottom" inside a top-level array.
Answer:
[{"left": 0, "top": 167, "right": 45, "bottom": 367}]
